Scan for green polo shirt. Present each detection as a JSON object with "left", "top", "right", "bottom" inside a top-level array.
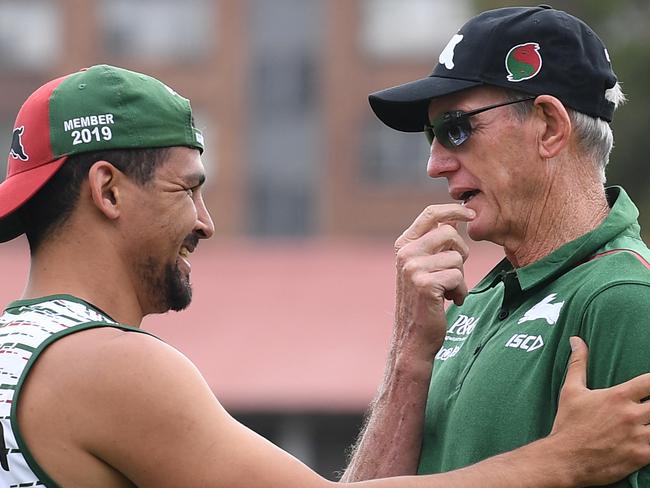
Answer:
[{"left": 418, "top": 187, "right": 650, "bottom": 487}]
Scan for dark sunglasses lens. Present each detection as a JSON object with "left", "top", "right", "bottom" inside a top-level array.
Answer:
[
  {"left": 425, "top": 114, "right": 472, "bottom": 149},
  {"left": 425, "top": 113, "right": 472, "bottom": 148},
  {"left": 445, "top": 120, "right": 471, "bottom": 147},
  {"left": 433, "top": 117, "right": 470, "bottom": 148}
]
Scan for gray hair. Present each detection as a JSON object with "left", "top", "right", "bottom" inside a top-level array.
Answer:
[{"left": 505, "top": 85, "right": 626, "bottom": 183}]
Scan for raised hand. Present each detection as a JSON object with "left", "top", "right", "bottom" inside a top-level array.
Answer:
[{"left": 393, "top": 204, "right": 475, "bottom": 358}]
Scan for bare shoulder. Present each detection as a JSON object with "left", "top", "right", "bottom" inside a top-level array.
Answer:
[
  {"left": 43, "top": 326, "right": 211, "bottom": 398},
  {"left": 21, "top": 326, "right": 213, "bottom": 421},
  {"left": 19, "top": 326, "right": 331, "bottom": 488},
  {"left": 17, "top": 326, "right": 220, "bottom": 486}
]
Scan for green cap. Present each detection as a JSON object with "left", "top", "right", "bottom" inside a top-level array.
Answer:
[
  {"left": 0, "top": 64, "right": 204, "bottom": 242},
  {"left": 49, "top": 64, "right": 204, "bottom": 155}
]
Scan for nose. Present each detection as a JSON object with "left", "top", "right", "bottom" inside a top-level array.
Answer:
[
  {"left": 426, "top": 141, "right": 460, "bottom": 178},
  {"left": 194, "top": 193, "right": 215, "bottom": 239}
]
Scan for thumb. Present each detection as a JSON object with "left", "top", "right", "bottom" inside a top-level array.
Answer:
[{"left": 564, "top": 336, "right": 588, "bottom": 389}]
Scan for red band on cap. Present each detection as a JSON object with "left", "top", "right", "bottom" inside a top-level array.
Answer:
[{"left": 7, "top": 75, "right": 68, "bottom": 178}]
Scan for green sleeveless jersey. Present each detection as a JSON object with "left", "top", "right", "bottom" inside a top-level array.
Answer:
[
  {"left": 0, "top": 294, "right": 152, "bottom": 488},
  {"left": 418, "top": 187, "right": 650, "bottom": 487}
]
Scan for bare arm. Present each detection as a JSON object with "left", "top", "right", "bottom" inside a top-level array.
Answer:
[
  {"left": 347, "top": 336, "right": 650, "bottom": 488},
  {"left": 18, "top": 327, "right": 650, "bottom": 488},
  {"left": 343, "top": 204, "right": 475, "bottom": 480}
]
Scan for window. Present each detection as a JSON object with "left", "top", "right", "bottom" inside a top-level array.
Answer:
[
  {"left": 360, "top": 0, "right": 471, "bottom": 60},
  {"left": 100, "top": 0, "right": 213, "bottom": 62},
  {"left": 361, "top": 117, "right": 438, "bottom": 187},
  {"left": 246, "top": 0, "right": 322, "bottom": 236},
  {"left": 248, "top": 177, "right": 316, "bottom": 237},
  {"left": 0, "top": 0, "right": 61, "bottom": 70},
  {"left": 253, "top": 53, "right": 317, "bottom": 119}
]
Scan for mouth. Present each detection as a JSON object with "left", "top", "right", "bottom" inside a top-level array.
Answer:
[
  {"left": 178, "top": 238, "right": 197, "bottom": 261},
  {"left": 179, "top": 234, "right": 199, "bottom": 258},
  {"left": 177, "top": 245, "right": 193, "bottom": 276},
  {"left": 451, "top": 188, "right": 481, "bottom": 205},
  {"left": 460, "top": 190, "right": 480, "bottom": 205},
  {"left": 177, "top": 234, "right": 199, "bottom": 272}
]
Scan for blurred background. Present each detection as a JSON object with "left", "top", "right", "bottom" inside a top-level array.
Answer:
[{"left": 0, "top": 0, "right": 648, "bottom": 480}]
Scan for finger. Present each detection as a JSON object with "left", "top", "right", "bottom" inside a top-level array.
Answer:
[
  {"left": 638, "top": 400, "right": 650, "bottom": 425},
  {"left": 412, "top": 268, "right": 465, "bottom": 301},
  {"left": 439, "top": 215, "right": 473, "bottom": 230},
  {"left": 563, "top": 336, "right": 588, "bottom": 389},
  {"left": 404, "top": 252, "right": 467, "bottom": 306},
  {"left": 445, "top": 279, "right": 469, "bottom": 306},
  {"left": 397, "top": 204, "right": 475, "bottom": 245},
  {"left": 402, "top": 250, "right": 465, "bottom": 275},
  {"left": 615, "top": 372, "right": 650, "bottom": 402},
  {"left": 398, "top": 224, "right": 469, "bottom": 262},
  {"left": 410, "top": 224, "right": 471, "bottom": 261}
]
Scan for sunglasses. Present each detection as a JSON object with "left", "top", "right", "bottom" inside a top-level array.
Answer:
[{"left": 424, "top": 96, "right": 536, "bottom": 149}]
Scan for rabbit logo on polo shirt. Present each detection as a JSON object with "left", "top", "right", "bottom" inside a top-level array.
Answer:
[
  {"left": 518, "top": 293, "right": 565, "bottom": 326},
  {"left": 504, "top": 294, "right": 565, "bottom": 353}
]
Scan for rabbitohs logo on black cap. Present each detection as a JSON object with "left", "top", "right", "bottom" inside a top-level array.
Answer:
[
  {"left": 10, "top": 126, "right": 28, "bottom": 161},
  {"left": 505, "top": 43, "right": 542, "bottom": 82}
]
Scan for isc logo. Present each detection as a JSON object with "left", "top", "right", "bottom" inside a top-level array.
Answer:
[{"left": 505, "top": 333, "right": 544, "bottom": 352}]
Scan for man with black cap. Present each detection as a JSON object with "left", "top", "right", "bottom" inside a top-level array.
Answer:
[
  {"left": 343, "top": 5, "right": 650, "bottom": 487},
  {"left": 1, "top": 63, "right": 650, "bottom": 486}
]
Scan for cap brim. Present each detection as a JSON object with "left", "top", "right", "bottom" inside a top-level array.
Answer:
[
  {"left": 0, "top": 155, "right": 68, "bottom": 243},
  {"left": 368, "top": 76, "right": 483, "bottom": 132}
]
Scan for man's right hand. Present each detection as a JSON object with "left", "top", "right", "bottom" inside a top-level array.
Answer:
[
  {"left": 392, "top": 203, "right": 475, "bottom": 360},
  {"left": 342, "top": 204, "right": 476, "bottom": 481}
]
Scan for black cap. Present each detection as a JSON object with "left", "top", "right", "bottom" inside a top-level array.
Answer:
[{"left": 369, "top": 5, "right": 618, "bottom": 132}]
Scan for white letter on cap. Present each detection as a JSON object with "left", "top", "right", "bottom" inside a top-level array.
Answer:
[{"left": 439, "top": 34, "right": 464, "bottom": 70}]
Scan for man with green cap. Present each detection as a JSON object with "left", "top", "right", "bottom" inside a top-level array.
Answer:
[{"left": 1, "top": 64, "right": 650, "bottom": 487}]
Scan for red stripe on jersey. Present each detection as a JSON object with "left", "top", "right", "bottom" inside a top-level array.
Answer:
[{"left": 589, "top": 249, "right": 650, "bottom": 270}]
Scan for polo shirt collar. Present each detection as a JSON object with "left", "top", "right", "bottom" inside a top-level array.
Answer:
[{"left": 471, "top": 186, "right": 639, "bottom": 293}]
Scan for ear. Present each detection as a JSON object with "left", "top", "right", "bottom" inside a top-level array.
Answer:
[
  {"left": 532, "top": 95, "right": 571, "bottom": 159},
  {"left": 87, "top": 161, "right": 122, "bottom": 220}
]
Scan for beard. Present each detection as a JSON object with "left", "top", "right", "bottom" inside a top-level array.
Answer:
[
  {"left": 139, "top": 257, "right": 193, "bottom": 314},
  {"left": 165, "top": 262, "right": 193, "bottom": 312}
]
